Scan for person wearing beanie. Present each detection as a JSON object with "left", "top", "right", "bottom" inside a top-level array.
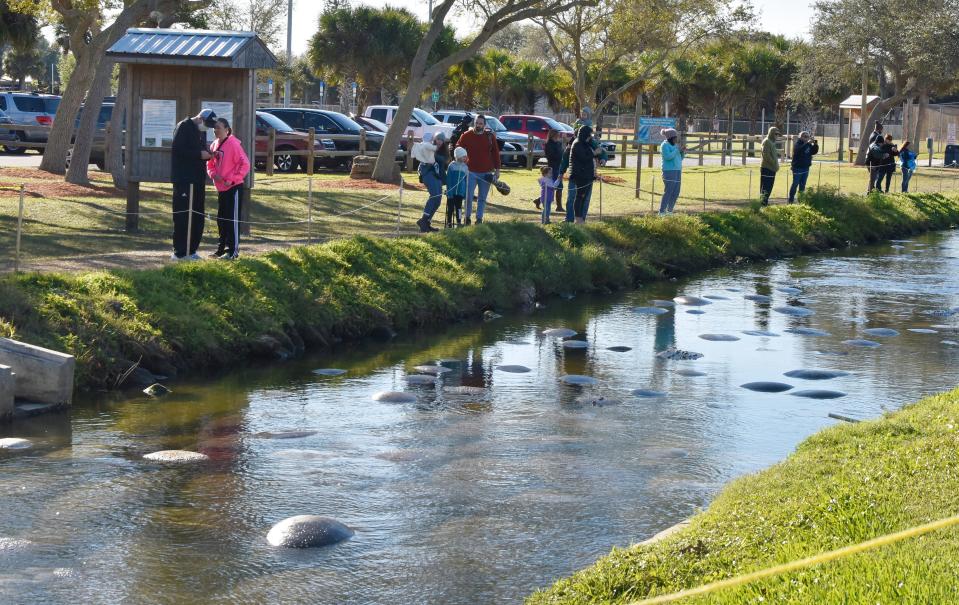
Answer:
[
  {"left": 760, "top": 126, "right": 781, "bottom": 205},
  {"left": 788, "top": 131, "right": 818, "bottom": 203},
  {"left": 415, "top": 131, "right": 449, "bottom": 232},
  {"left": 658, "top": 127, "right": 685, "bottom": 214},
  {"left": 446, "top": 146, "right": 469, "bottom": 227},
  {"left": 170, "top": 108, "right": 216, "bottom": 260}
]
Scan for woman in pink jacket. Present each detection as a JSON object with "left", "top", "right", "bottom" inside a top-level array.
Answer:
[{"left": 206, "top": 117, "right": 251, "bottom": 259}]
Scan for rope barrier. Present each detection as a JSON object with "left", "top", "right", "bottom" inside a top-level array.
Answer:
[{"left": 628, "top": 513, "right": 959, "bottom": 605}]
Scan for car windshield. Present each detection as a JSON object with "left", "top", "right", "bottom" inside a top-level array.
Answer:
[
  {"left": 359, "top": 117, "right": 389, "bottom": 132},
  {"left": 484, "top": 117, "right": 507, "bottom": 132},
  {"left": 325, "top": 112, "right": 364, "bottom": 132},
  {"left": 545, "top": 117, "right": 568, "bottom": 131},
  {"left": 412, "top": 108, "right": 439, "bottom": 125},
  {"left": 257, "top": 111, "right": 295, "bottom": 133}
]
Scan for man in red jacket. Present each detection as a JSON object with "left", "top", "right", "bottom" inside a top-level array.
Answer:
[{"left": 454, "top": 114, "right": 501, "bottom": 224}]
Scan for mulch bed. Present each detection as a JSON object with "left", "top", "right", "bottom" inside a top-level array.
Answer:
[{"left": 0, "top": 167, "right": 123, "bottom": 199}]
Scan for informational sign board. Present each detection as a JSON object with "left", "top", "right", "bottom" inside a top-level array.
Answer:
[
  {"left": 635, "top": 116, "right": 677, "bottom": 144},
  {"left": 431, "top": 91, "right": 440, "bottom": 103},
  {"left": 201, "top": 100, "right": 234, "bottom": 143},
  {"left": 141, "top": 99, "right": 177, "bottom": 148},
  {"left": 712, "top": 118, "right": 720, "bottom": 132},
  {"left": 948, "top": 123, "right": 956, "bottom": 145}
]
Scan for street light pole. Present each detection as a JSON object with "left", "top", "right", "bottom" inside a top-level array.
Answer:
[
  {"left": 428, "top": 0, "right": 433, "bottom": 20},
  {"left": 284, "top": 0, "right": 293, "bottom": 107}
]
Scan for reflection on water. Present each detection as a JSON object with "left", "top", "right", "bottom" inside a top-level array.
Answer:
[{"left": 2, "top": 232, "right": 959, "bottom": 604}]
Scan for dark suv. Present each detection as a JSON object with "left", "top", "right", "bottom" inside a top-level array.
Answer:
[
  {"left": 65, "top": 102, "right": 115, "bottom": 171},
  {"left": 0, "top": 92, "right": 61, "bottom": 154},
  {"left": 261, "top": 107, "right": 392, "bottom": 169}
]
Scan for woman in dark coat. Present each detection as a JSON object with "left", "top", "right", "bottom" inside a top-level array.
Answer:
[{"left": 568, "top": 125, "right": 596, "bottom": 224}]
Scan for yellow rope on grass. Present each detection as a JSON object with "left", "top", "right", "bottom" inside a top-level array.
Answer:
[{"left": 629, "top": 513, "right": 959, "bottom": 604}]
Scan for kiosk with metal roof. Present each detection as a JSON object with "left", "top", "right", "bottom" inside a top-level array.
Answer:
[{"left": 106, "top": 28, "right": 276, "bottom": 231}]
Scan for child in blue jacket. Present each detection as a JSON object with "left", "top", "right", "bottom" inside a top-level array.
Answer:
[{"left": 446, "top": 146, "right": 469, "bottom": 227}]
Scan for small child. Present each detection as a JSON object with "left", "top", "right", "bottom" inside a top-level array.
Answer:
[
  {"left": 446, "top": 147, "right": 469, "bottom": 228},
  {"left": 537, "top": 165, "right": 560, "bottom": 224}
]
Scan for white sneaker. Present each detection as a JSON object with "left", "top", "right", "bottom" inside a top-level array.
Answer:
[{"left": 170, "top": 253, "right": 183, "bottom": 261}]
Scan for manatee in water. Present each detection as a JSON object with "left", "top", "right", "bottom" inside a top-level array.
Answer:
[
  {"left": 266, "top": 515, "right": 354, "bottom": 548},
  {"left": 908, "top": 328, "right": 938, "bottom": 334},
  {"left": 778, "top": 286, "right": 803, "bottom": 295},
  {"left": 673, "top": 295, "right": 712, "bottom": 306},
  {"left": 413, "top": 365, "right": 451, "bottom": 375},
  {"left": 589, "top": 396, "right": 621, "bottom": 407},
  {"left": 143, "top": 450, "right": 210, "bottom": 463},
  {"left": 773, "top": 306, "right": 815, "bottom": 317},
  {"left": 142, "top": 383, "right": 171, "bottom": 397},
  {"left": 785, "top": 327, "right": 832, "bottom": 337},
  {"left": 632, "top": 389, "right": 668, "bottom": 398},
  {"left": 742, "top": 330, "right": 780, "bottom": 337},
  {"left": 312, "top": 368, "right": 347, "bottom": 376},
  {"left": 745, "top": 294, "right": 773, "bottom": 303},
  {"left": 686, "top": 310, "right": 707, "bottom": 315},
  {"left": 496, "top": 365, "right": 532, "bottom": 373},
  {"left": 562, "top": 340, "right": 589, "bottom": 349},
  {"left": 790, "top": 389, "right": 847, "bottom": 399},
  {"left": 926, "top": 309, "right": 957, "bottom": 317},
  {"left": 676, "top": 369, "right": 707, "bottom": 377},
  {"left": 656, "top": 348, "right": 704, "bottom": 361},
  {"left": 703, "top": 295, "right": 730, "bottom": 301},
  {"left": 632, "top": 306, "right": 670, "bottom": 315},
  {"left": 543, "top": 328, "right": 578, "bottom": 338},
  {"left": 646, "top": 447, "right": 689, "bottom": 459},
  {"left": 406, "top": 375, "right": 437, "bottom": 385},
  {"left": 931, "top": 325, "right": 959, "bottom": 332},
  {"left": 725, "top": 288, "right": 743, "bottom": 292},
  {"left": 698, "top": 333, "right": 740, "bottom": 342},
  {"left": 943, "top": 340, "right": 959, "bottom": 346},
  {"left": 0, "top": 438, "right": 33, "bottom": 450},
  {"left": 842, "top": 339, "right": 881, "bottom": 348},
  {"left": 891, "top": 244, "right": 906, "bottom": 250},
  {"left": 816, "top": 350, "right": 850, "bottom": 356},
  {"left": 561, "top": 374, "right": 599, "bottom": 385},
  {"left": 862, "top": 328, "right": 900, "bottom": 337},
  {"left": 784, "top": 369, "right": 850, "bottom": 380},
  {"left": 372, "top": 391, "right": 417, "bottom": 403},
  {"left": 652, "top": 299, "right": 676, "bottom": 308},
  {"left": 254, "top": 431, "right": 319, "bottom": 440},
  {"left": 443, "top": 386, "right": 487, "bottom": 396},
  {"left": 740, "top": 382, "right": 794, "bottom": 393},
  {"left": 607, "top": 346, "right": 633, "bottom": 352}
]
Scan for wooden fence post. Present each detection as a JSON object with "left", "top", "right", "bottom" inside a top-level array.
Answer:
[
  {"left": 359, "top": 128, "right": 367, "bottom": 155},
  {"left": 527, "top": 134, "right": 534, "bottom": 169},
  {"left": 405, "top": 131, "right": 415, "bottom": 171},
  {"left": 306, "top": 127, "right": 315, "bottom": 176},
  {"left": 647, "top": 145, "right": 653, "bottom": 168},
  {"left": 266, "top": 127, "right": 276, "bottom": 176},
  {"left": 125, "top": 181, "right": 140, "bottom": 232},
  {"left": 620, "top": 135, "right": 627, "bottom": 169},
  {"left": 635, "top": 144, "right": 642, "bottom": 199}
]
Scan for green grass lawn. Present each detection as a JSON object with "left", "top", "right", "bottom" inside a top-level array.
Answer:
[
  {"left": 527, "top": 385, "right": 959, "bottom": 604},
  {"left": 3, "top": 163, "right": 959, "bottom": 269}
]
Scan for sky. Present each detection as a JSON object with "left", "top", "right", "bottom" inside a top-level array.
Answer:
[{"left": 288, "top": 0, "right": 817, "bottom": 56}]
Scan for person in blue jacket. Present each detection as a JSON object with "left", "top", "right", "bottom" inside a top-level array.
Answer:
[
  {"left": 445, "top": 146, "right": 469, "bottom": 227},
  {"left": 658, "top": 128, "right": 685, "bottom": 214},
  {"left": 899, "top": 140, "right": 917, "bottom": 192}
]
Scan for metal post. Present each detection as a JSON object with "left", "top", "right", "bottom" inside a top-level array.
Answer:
[
  {"left": 651, "top": 172, "right": 656, "bottom": 212},
  {"left": 526, "top": 134, "right": 533, "bottom": 170},
  {"left": 284, "top": 0, "right": 292, "bottom": 106},
  {"left": 359, "top": 129, "right": 367, "bottom": 155},
  {"left": 599, "top": 177, "right": 603, "bottom": 219},
  {"left": 187, "top": 183, "right": 194, "bottom": 256},
  {"left": 818, "top": 162, "right": 822, "bottom": 187},
  {"left": 396, "top": 182, "right": 404, "bottom": 234},
  {"left": 703, "top": 171, "right": 706, "bottom": 212},
  {"left": 307, "top": 176, "right": 313, "bottom": 244},
  {"left": 267, "top": 128, "right": 276, "bottom": 176},
  {"left": 15, "top": 185, "right": 24, "bottom": 273},
  {"left": 620, "top": 135, "right": 627, "bottom": 169},
  {"left": 748, "top": 170, "right": 752, "bottom": 200},
  {"left": 307, "top": 127, "right": 315, "bottom": 175},
  {"left": 635, "top": 143, "right": 642, "bottom": 199}
]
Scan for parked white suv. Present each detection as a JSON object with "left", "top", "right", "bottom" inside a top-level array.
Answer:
[{"left": 363, "top": 105, "right": 453, "bottom": 142}]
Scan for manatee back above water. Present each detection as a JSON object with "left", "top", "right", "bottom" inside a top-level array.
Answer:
[
  {"left": 496, "top": 365, "right": 532, "bottom": 373},
  {"left": 784, "top": 369, "right": 850, "bottom": 380},
  {"left": 785, "top": 327, "right": 832, "bottom": 337},
  {"left": 790, "top": 389, "right": 847, "bottom": 399},
  {"left": 862, "top": 328, "right": 900, "bottom": 337},
  {"left": 632, "top": 306, "right": 670, "bottom": 315},
  {"left": 656, "top": 348, "right": 704, "bottom": 361},
  {"left": 372, "top": 391, "right": 417, "bottom": 403},
  {"left": 744, "top": 294, "right": 773, "bottom": 303},
  {"left": 842, "top": 339, "right": 881, "bottom": 348},
  {"left": 543, "top": 328, "right": 577, "bottom": 338},
  {"left": 698, "top": 333, "right": 741, "bottom": 342},
  {"left": 0, "top": 438, "right": 33, "bottom": 450},
  {"left": 266, "top": 515, "right": 354, "bottom": 548},
  {"left": 143, "top": 450, "right": 210, "bottom": 463},
  {"left": 773, "top": 306, "right": 815, "bottom": 317},
  {"left": 561, "top": 375, "right": 599, "bottom": 385},
  {"left": 673, "top": 295, "right": 712, "bottom": 306},
  {"left": 740, "top": 382, "right": 794, "bottom": 393}
]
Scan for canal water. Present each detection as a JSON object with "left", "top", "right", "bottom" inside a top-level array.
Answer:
[{"left": 3, "top": 231, "right": 959, "bottom": 604}]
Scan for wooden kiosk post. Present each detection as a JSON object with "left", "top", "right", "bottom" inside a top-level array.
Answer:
[{"left": 106, "top": 29, "right": 276, "bottom": 234}]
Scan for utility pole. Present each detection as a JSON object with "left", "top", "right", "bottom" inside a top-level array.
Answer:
[{"left": 284, "top": 0, "right": 293, "bottom": 107}]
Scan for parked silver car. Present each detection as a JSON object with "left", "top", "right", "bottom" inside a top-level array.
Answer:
[
  {"left": 0, "top": 92, "right": 61, "bottom": 154},
  {"left": 0, "top": 109, "right": 16, "bottom": 145}
]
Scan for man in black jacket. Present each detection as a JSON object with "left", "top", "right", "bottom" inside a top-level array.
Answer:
[
  {"left": 788, "top": 132, "right": 819, "bottom": 202},
  {"left": 170, "top": 109, "right": 216, "bottom": 260}
]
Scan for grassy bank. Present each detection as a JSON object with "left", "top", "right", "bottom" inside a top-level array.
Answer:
[
  {"left": 4, "top": 163, "right": 959, "bottom": 271},
  {"left": 527, "top": 384, "right": 959, "bottom": 604},
  {"left": 0, "top": 187, "right": 957, "bottom": 391}
]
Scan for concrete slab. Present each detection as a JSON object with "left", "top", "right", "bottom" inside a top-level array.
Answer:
[
  {"left": 0, "top": 339, "right": 75, "bottom": 406},
  {"left": 0, "top": 365, "right": 13, "bottom": 422}
]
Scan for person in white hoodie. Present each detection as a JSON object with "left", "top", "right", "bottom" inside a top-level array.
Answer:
[{"left": 413, "top": 131, "right": 449, "bottom": 232}]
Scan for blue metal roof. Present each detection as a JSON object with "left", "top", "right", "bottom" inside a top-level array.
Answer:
[{"left": 107, "top": 28, "right": 276, "bottom": 68}]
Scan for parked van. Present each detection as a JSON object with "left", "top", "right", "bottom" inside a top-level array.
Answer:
[{"left": 362, "top": 105, "right": 453, "bottom": 142}]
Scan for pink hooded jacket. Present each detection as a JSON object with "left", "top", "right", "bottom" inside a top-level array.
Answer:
[{"left": 206, "top": 134, "right": 251, "bottom": 192}]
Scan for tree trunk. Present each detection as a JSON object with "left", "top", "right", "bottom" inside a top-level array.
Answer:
[
  {"left": 39, "top": 43, "right": 100, "bottom": 174},
  {"left": 902, "top": 97, "right": 913, "bottom": 143},
  {"left": 371, "top": 78, "right": 428, "bottom": 182},
  {"left": 66, "top": 58, "right": 114, "bottom": 184},
  {"left": 109, "top": 66, "right": 129, "bottom": 189},
  {"left": 914, "top": 89, "right": 929, "bottom": 158},
  {"left": 855, "top": 94, "right": 908, "bottom": 165}
]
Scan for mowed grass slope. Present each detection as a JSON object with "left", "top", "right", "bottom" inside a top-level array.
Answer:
[
  {"left": 527, "top": 386, "right": 959, "bottom": 604},
  {"left": 0, "top": 187, "right": 956, "bottom": 391}
]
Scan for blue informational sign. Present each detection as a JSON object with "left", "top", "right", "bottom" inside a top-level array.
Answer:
[
  {"left": 319, "top": 81, "right": 326, "bottom": 94},
  {"left": 635, "top": 116, "right": 677, "bottom": 144}
]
